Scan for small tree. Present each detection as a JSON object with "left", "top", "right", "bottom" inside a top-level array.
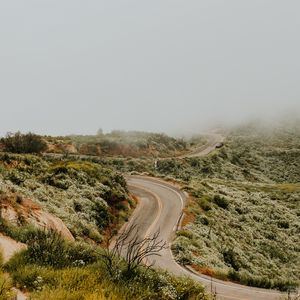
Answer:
[
  {"left": 1, "top": 132, "right": 47, "bottom": 154},
  {"left": 97, "top": 128, "right": 103, "bottom": 136},
  {"left": 102, "top": 224, "right": 167, "bottom": 279}
]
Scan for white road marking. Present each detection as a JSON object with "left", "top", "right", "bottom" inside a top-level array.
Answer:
[
  {"left": 128, "top": 177, "right": 287, "bottom": 299},
  {"left": 127, "top": 183, "right": 163, "bottom": 239}
]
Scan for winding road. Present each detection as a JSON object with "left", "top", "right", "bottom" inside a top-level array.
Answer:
[
  {"left": 126, "top": 135, "right": 289, "bottom": 300},
  {"left": 127, "top": 176, "right": 285, "bottom": 300},
  {"left": 178, "top": 133, "right": 225, "bottom": 158}
]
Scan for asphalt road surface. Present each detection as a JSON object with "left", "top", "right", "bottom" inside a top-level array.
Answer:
[
  {"left": 126, "top": 176, "right": 287, "bottom": 300},
  {"left": 178, "top": 133, "right": 225, "bottom": 158}
]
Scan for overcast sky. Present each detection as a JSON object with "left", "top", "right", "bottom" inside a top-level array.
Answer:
[{"left": 0, "top": 1, "right": 299, "bottom": 136}]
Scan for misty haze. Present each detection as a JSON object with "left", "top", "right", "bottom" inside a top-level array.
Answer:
[
  {"left": 0, "top": 2, "right": 299, "bottom": 300},
  {"left": 1, "top": 1, "right": 299, "bottom": 136}
]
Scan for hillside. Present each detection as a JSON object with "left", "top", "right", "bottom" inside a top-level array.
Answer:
[
  {"left": 0, "top": 153, "right": 132, "bottom": 242},
  {"left": 102, "top": 123, "right": 300, "bottom": 292},
  {"left": 0, "top": 152, "right": 208, "bottom": 300},
  {"left": 44, "top": 130, "right": 197, "bottom": 158},
  {"left": 169, "top": 124, "right": 300, "bottom": 291},
  {"left": 0, "top": 124, "right": 298, "bottom": 297}
]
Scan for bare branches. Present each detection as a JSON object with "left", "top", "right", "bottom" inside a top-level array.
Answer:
[{"left": 102, "top": 223, "right": 167, "bottom": 278}]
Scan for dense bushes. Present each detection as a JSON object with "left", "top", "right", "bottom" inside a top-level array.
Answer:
[
  {"left": 0, "top": 271, "right": 14, "bottom": 299},
  {"left": 9, "top": 264, "right": 208, "bottom": 299},
  {"left": 213, "top": 194, "right": 229, "bottom": 209},
  {"left": 222, "top": 248, "right": 241, "bottom": 271},
  {"left": 6, "top": 230, "right": 99, "bottom": 269},
  {"left": 0, "top": 218, "right": 39, "bottom": 244},
  {"left": 172, "top": 180, "right": 300, "bottom": 291},
  {"left": 93, "top": 202, "right": 111, "bottom": 230},
  {"left": 1, "top": 132, "right": 47, "bottom": 154},
  {"left": 0, "top": 154, "right": 132, "bottom": 242},
  {"left": 4, "top": 230, "right": 208, "bottom": 300},
  {"left": 63, "top": 131, "right": 190, "bottom": 158},
  {"left": 227, "top": 270, "right": 299, "bottom": 292}
]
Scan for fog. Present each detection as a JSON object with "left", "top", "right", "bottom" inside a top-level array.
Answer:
[{"left": 0, "top": 1, "right": 299, "bottom": 136}]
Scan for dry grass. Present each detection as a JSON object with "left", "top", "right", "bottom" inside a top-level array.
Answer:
[{"left": 192, "top": 265, "right": 215, "bottom": 277}]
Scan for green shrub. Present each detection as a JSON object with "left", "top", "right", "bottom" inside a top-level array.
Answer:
[
  {"left": 0, "top": 218, "right": 39, "bottom": 243},
  {"left": 222, "top": 249, "right": 241, "bottom": 271},
  {"left": 1, "top": 132, "right": 47, "bottom": 154},
  {"left": 9, "top": 263, "right": 209, "bottom": 300},
  {"left": 198, "top": 198, "right": 212, "bottom": 211},
  {"left": 0, "top": 271, "right": 14, "bottom": 299},
  {"left": 213, "top": 194, "right": 229, "bottom": 209},
  {"left": 195, "top": 195, "right": 212, "bottom": 211},
  {"left": 177, "top": 230, "right": 194, "bottom": 239},
  {"left": 5, "top": 170, "right": 27, "bottom": 185},
  {"left": 10, "top": 265, "right": 58, "bottom": 291},
  {"left": 93, "top": 202, "right": 111, "bottom": 230},
  {"left": 23, "top": 229, "right": 99, "bottom": 268},
  {"left": 169, "top": 274, "right": 207, "bottom": 300},
  {"left": 4, "top": 250, "right": 28, "bottom": 272}
]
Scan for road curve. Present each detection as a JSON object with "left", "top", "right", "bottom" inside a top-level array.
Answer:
[
  {"left": 178, "top": 133, "right": 225, "bottom": 158},
  {"left": 126, "top": 176, "right": 286, "bottom": 300}
]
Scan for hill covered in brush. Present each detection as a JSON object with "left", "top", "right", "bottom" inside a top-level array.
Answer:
[
  {"left": 46, "top": 130, "right": 194, "bottom": 158},
  {"left": 102, "top": 121, "right": 300, "bottom": 292},
  {"left": 0, "top": 147, "right": 208, "bottom": 300}
]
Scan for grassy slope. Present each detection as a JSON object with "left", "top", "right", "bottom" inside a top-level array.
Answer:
[
  {"left": 45, "top": 131, "right": 195, "bottom": 158},
  {"left": 0, "top": 153, "right": 132, "bottom": 243},
  {"left": 0, "top": 227, "right": 209, "bottom": 300},
  {"left": 7, "top": 262, "right": 207, "bottom": 300},
  {"left": 0, "top": 153, "right": 209, "bottom": 300},
  {"left": 174, "top": 180, "right": 299, "bottom": 290},
  {"left": 0, "top": 220, "right": 208, "bottom": 300},
  {"left": 101, "top": 123, "right": 300, "bottom": 291},
  {"left": 170, "top": 124, "right": 300, "bottom": 290},
  {"left": 1, "top": 124, "right": 298, "bottom": 295}
]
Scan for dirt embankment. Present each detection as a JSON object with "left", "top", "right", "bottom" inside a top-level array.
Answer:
[
  {"left": 0, "top": 233, "right": 26, "bottom": 263},
  {"left": 0, "top": 193, "right": 74, "bottom": 241}
]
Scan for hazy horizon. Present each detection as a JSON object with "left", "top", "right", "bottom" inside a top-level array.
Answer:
[{"left": 1, "top": 1, "right": 299, "bottom": 136}]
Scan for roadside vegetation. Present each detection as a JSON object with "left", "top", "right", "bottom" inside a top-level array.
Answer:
[
  {"left": 44, "top": 130, "right": 198, "bottom": 158},
  {"left": 97, "top": 122, "right": 300, "bottom": 291},
  {"left": 0, "top": 134, "right": 209, "bottom": 299},
  {"left": 1, "top": 130, "right": 206, "bottom": 158},
  {"left": 1, "top": 132, "right": 47, "bottom": 154},
  {"left": 1, "top": 123, "right": 299, "bottom": 295},
  {"left": 3, "top": 229, "right": 208, "bottom": 300},
  {"left": 0, "top": 153, "right": 131, "bottom": 242},
  {"left": 173, "top": 179, "right": 299, "bottom": 291},
  {"left": 170, "top": 123, "right": 299, "bottom": 291}
]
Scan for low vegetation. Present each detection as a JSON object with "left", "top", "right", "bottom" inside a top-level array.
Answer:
[
  {"left": 0, "top": 251, "right": 14, "bottom": 300},
  {"left": 0, "top": 153, "right": 132, "bottom": 242},
  {"left": 0, "top": 137, "right": 209, "bottom": 299},
  {"left": 4, "top": 229, "right": 208, "bottom": 300},
  {"left": 1, "top": 132, "right": 47, "bottom": 154},
  {"left": 1, "top": 122, "right": 299, "bottom": 296},
  {"left": 172, "top": 180, "right": 299, "bottom": 291},
  {"left": 0, "top": 271, "right": 14, "bottom": 300},
  {"left": 170, "top": 124, "right": 300, "bottom": 291},
  {"left": 65, "top": 130, "right": 190, "bottom": 157},
  {"left": 98, "top": 122, "right": 300, "bottom": 291}
]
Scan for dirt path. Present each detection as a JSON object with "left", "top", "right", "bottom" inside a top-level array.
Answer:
[
  {"left": 0, "top": 234, "right": 27, "bottom": 299},
  {"left": 0, "top": 233, "right": 26, "bottom": 263}
]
